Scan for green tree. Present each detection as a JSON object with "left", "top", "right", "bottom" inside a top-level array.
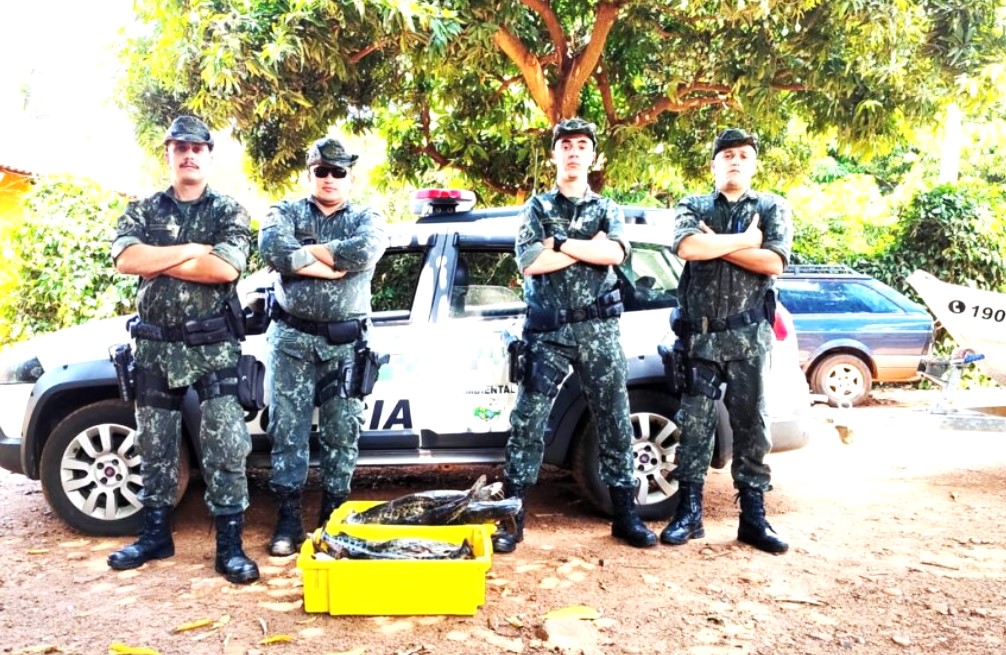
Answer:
[
  {"left": 0, "top": 177, "right": 135, "bottom": 344},
  {"left": 122, "top": 1, "right": 1006, "bottom": 201},
  {"left": 865, "top": 184, "right": 1006, "bottom": 294}
]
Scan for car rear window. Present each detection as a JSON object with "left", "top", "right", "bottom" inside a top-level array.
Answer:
[{"left": 777, "top": 279, "right": 903, "bottom": 314}]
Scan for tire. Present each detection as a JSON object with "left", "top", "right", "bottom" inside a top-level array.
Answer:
[
  {"left": 812, "top": 353, "right": 872, "bottom": 407},
  {"left": 39, "top": 399, "right": 190, "bottom": 536},
  {"left": 572, "top": 389, "right": 682, "bottom": 521}
]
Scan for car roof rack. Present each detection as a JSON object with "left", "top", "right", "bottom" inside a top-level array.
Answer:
[{"left": 784, "top": 264, "right": 860, "bottom": 275}]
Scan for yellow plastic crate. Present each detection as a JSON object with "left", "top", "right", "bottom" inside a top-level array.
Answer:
[{"left": 297, "top": 522, "right": 492, "bottom": 616}]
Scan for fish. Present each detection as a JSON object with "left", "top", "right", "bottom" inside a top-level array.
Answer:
[
  {"left": 454, "top": 497, "right": 522, "bottom": 525},
  {"left": 315, "top": 530, "right": 474, "bottom": 560},
  {"left": 343, "top": 475, "right": 490, "bottom": 525}
]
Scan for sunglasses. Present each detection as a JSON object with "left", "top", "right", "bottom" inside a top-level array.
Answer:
[{"left": 312, "top": 166, "right": 349, "bottom": 179}]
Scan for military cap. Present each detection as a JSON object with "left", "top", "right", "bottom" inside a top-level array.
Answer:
[
  {"left": 163, "top": 115, "right": 214, "bottom": 149},
  {"left": 551, "top": 117, "right": 598, "bottom": 149},
  {"left": 306, "top": 137, "right": 359, "bottom": 168},
  {"left": 712, "top": 128, "right": 759, "bottom": 158}
]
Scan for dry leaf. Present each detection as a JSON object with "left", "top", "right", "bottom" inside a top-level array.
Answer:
[
  {"left": 258, "top": 634, "right": 294, "bottom": 645},
  {"left": 25, "top": 548, "right": 50, "bottom": 555},
  {"left": 108, "top": 643, "right": 160, "bottom": 655},
  {"left": 543, "top": 605, "right": 601, "bottom": 621},
  {"left": 538, "top": 577, "right": 560, "bottom": 589},
  {"left": 213, "top": 614, "right": 231, "bottom": 628},
  {"left": 174, "top": 619, "right": 213, "bottom": 633},
  {"left": 15, "top": 646, "right": 60, "bottom": 654},
  {"left": 504, "top": 615, "right": 524, "bottom": 628}
]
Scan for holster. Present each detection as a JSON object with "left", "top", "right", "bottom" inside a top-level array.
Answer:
[
  {"left": 223, "top": 296, "right": 247, "bottom": 341},
  {"left": 657, "top": 342, "right": 689, "bottom": 396},
  {"left": 236, "top": 354, "right": 265, "bottom": 411},
  {"left": 243, "top": 286, "right": 273, "bottom": 336},
  {"left": 354, "top": 346, "right": 388, "bottom": 398},
  {"left": 505, "top": 336, "right": 526, "bottom": 384},
  {"left": 316, "top": 345, "right": 389, "bottom": 405},
  {"left": 109, "top": 343, "right": 135, "bottom": 403}
]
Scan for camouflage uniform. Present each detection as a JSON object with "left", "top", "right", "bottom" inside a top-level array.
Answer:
[
  {"left": 671, "top": 189, "right": 793, "bottom": 490},
  {"left": 258, "top": 198, "right": 387, "bottom": 498},
  {"left": 507, "top": 188, "right": 635, "bottom": 488},
  {"left": 111, "top": 187, "right": 252, "bottom": 515}
]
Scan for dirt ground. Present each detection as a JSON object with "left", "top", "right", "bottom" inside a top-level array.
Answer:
[{"left": 2, "top": 389, "right": 1005, "bottom": 655}]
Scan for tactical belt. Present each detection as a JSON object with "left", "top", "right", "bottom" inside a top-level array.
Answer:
[
  {"left": 270, "top": 304, "right": 365, "bottom": 345},
  {"left": 673, "top": 289, "right": 777, "bottom": 337},
  {"left": 680, "top": 306, "right": 767, "bottom": 335},
  {"left": 128, "top": 314, "right": 233, "bottom": 346},
  {"left": 525, "top": 289, "right": 623, "bottom": 332}
]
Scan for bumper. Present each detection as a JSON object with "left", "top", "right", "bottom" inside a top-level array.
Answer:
[{"left": 0, "top": 431, "right": 24, "bottom": 475}]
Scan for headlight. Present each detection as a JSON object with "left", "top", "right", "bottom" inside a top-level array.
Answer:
[{"left": 0, "top": 343, "right": 44, "bottom": 384}]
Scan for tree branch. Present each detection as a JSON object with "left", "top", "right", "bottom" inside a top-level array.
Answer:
[
  {"left": 594, "top": 68, "right": 617, "bottom": 123},
  {"left": 348, "top": 37, "right": 394, "bottom": 64},
  {"left": 519, "top": 0, "right": 568, "bottom": 63},
  {"left": 624, "top": 91, "right": 731, "bottom": 128},
  {"left": 493, "top": 25, "right": 556, "bottom": 118},
  {"left": 421, "top": 143, "right": 519, "bottom": 196},
  {"left": 560, "top": 1, "right": 622, "bottom": 118}
]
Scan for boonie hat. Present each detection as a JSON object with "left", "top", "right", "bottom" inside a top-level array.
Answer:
[
  {"left": 551, "top": 118, "right": 598, "bottom": 149},
  {"left": 712, "top": 128, "right": 758, "bottom": 158},
  {"left": 306, "top": 137, "right": 359, "bottom": 168},
  {"left": 164, "top": 115, "right": 214, "bottom": 150}
]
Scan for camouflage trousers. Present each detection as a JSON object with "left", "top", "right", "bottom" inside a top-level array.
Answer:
[
  {"left": 136, "top": 389, "right": 252, "bottom": 516},
  {"left": 674, "top": 352, "right": 773, "bottom": 490},
  {"left": 266, "top": 342, "right": 364, "bottom": 497},
  {"left": 505, "top": 320, "right": 634, "bottom": 489}
]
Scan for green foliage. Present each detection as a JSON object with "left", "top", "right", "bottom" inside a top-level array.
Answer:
[
  {"left": 863, "top": 184, "right": 1006, "bottom": 295},
  {"left": 120, "top": 1, "right": 1006, "bottom": 200},
  {"left": 788, "top": 172, "right": 898, "bottom": 265},
  {"left": 0, "top": 177, "right": 134, "bottom": 345}
]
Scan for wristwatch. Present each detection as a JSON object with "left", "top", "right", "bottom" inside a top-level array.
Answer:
[{"left": 552, "top": 234, "right": 568, "bottom": 252}]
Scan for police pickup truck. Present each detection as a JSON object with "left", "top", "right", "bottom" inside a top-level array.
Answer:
[{"left": 0, "top": 190, "right": 814, "bottom": 535}]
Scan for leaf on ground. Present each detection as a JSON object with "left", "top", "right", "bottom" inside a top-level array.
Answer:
[
  {"left": 108, "top": 643, "right": 159, "bottom": 655},
  {"left": 25, "top": 548, "right": 49, "bottom": 555},
  {"left": 213, "top": 615, "right": 231, "bottom": 628},
  {"left": 258, "top": 600, "right": 304, "bottom": 612},
  {"left": 543, "top": 605, "right": 601, "bottom": 621},
  {"left": 504, "top": 614, "right": 525, "bottom": 627},
  {"left": 174, "top": 619, "right": 213, "bottom": 633},
  {"left": 258, "top": 634, "right": 294, "bottom": 645},
  {"left": 15, "top": 646, "right": 60, "bottom": 654},
  {"left": 538, "top": 577, "right": 560, "bottom": 589}
]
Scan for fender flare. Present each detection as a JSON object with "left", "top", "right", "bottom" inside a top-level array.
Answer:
[
  {"left": 21, "top": 359, "right": 203, "bottom": 479},
  {"left": 541, "top": 355, "right": 731, "bottom": 470}
]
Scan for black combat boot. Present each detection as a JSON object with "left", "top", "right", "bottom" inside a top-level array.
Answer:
[
  {"left": 317, "top": 491, "right": 347, "bottom": 529},
  {"left": 268, "top": 488, "right": 306, "bottom": 557},
  {"left": 491, "top": 480, "right": 525, "bottom": 554},
  {"left": 108, "top": 506, "right": 175, "bottom": 570},
  {"left": 736, "top": 487, "right": 789, "bottom": 554},
  {"left": 214, "top": 513, "right": 261, "bottom": 584},
  {"left": 660, "top": 481, "right": 705, "bottom": 545},
  {"left": 609, "top": 485, "right": 657, "bottom": 548}
]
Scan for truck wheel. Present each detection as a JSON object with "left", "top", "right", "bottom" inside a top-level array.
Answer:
[
  {"left": 40, "top": 399, "right": 190, "bottom": 536},
  {"left": 572, "top": 389, "right": 681, "bottom": 520},
  {"left": 812, "top": 353, "right": 872, "bottom": 407}
]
